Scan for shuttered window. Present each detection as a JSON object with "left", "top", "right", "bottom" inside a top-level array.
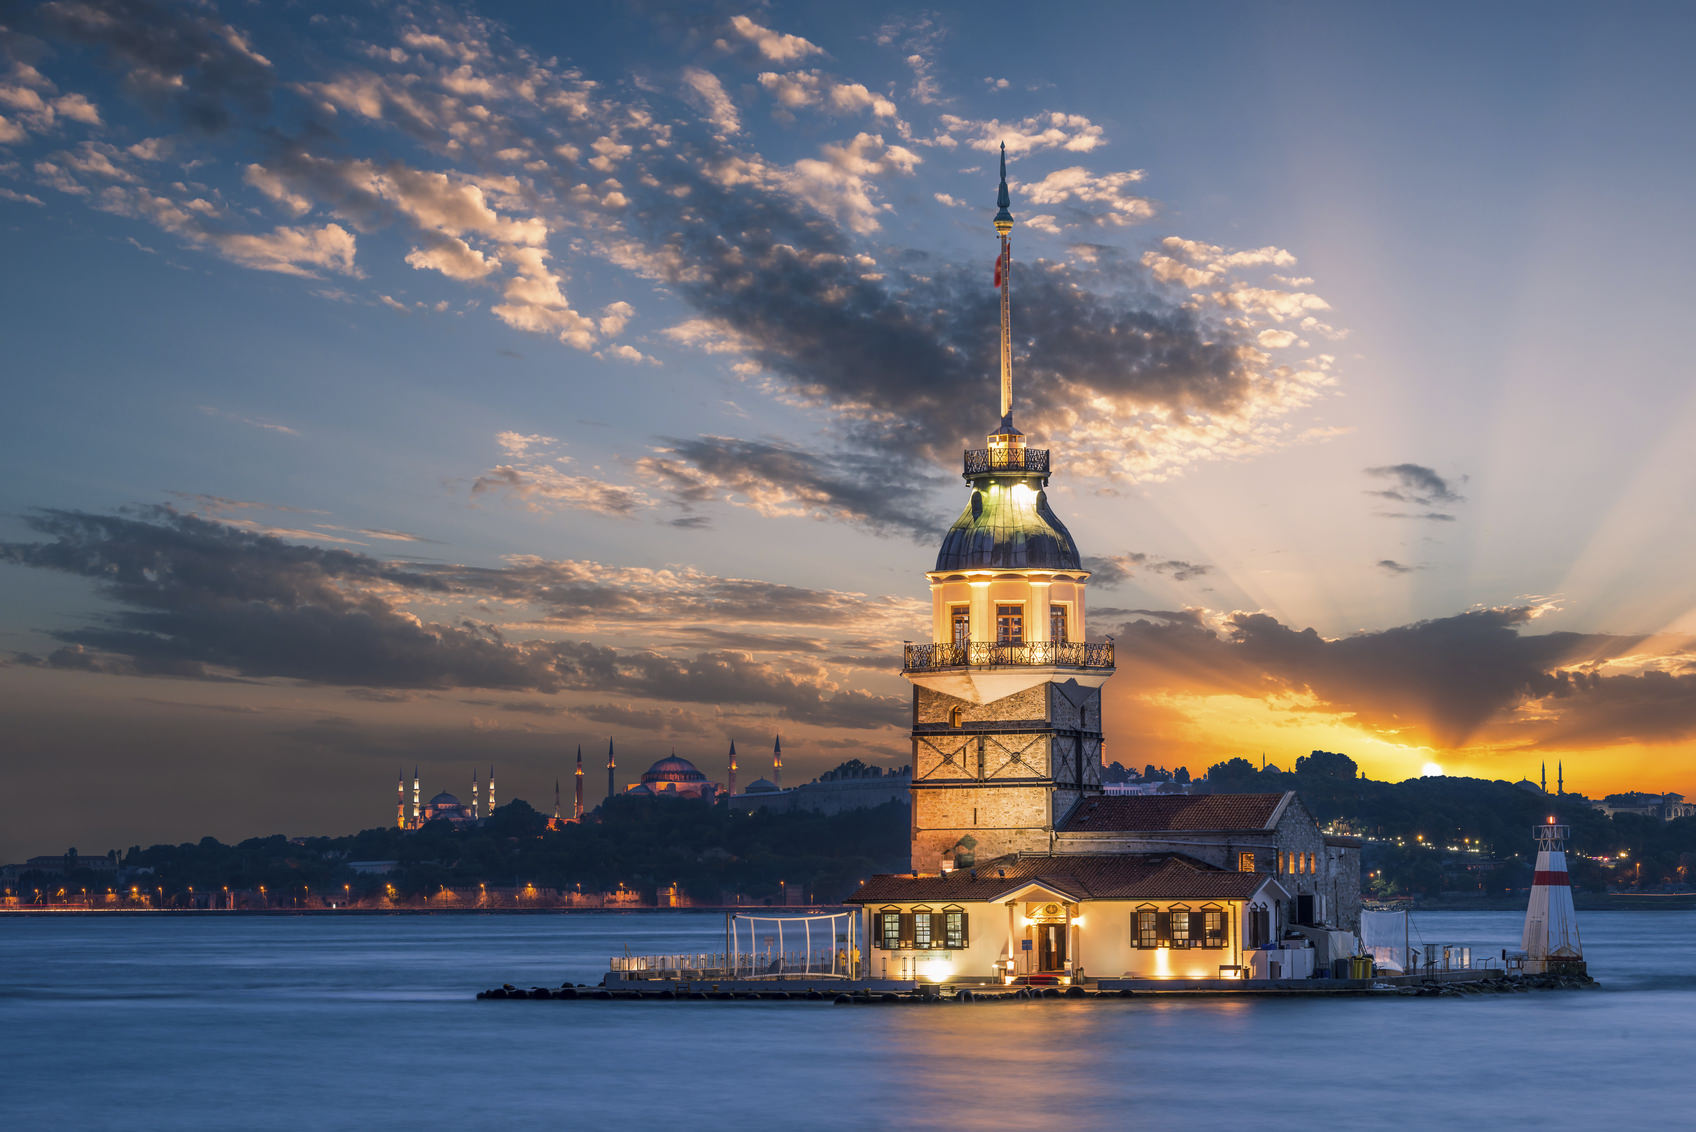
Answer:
[
  {"left": 1170, "top": 905, "right": 1192, "bottom": 948},
  {"left": 1202, "top": 906, "right": 1226, "bottom": 948},
  {"left": 913, "top": 906, "right": 933, "bottom": 948},
  {"left": 1135, "top": 907, "right": 1158, "bottom": 948},
  {"left": 877, "top": 908, "right": 902, "bottom": 949},
  {"left": 943, "top": 907, "right": 968, "bottom": 949}
]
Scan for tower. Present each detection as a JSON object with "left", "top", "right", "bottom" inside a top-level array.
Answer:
[
  {"left": 473, "top": 768, "right": 481, "bottom": 820},
  {"left": 488, "top": 765, "right": 495, "bottom": 812},
  {"left": 728, "top": 739, "right": 738, "bottom": 799},
  {"left": 607, "top": 739, "right": 616, "bottom": 801},
  {"left": 1521, "top": 816, "right": 1583, "bottom": 973},
  {"left": 772, "top": 734, "right": 782, "bottom": 791},
  {"left": 574, "top": 745, "right": 585, "bottom": 820},
  {"left": 1541, "top": 762, "right": 1546, "bottom": 793},
  {"left": 901, "top": 147, "right": 1114, "bottom": 873},
  {"left": 412, "top": 766, "right": 420, "bottom": 826},
  {"left": 396, "top": 769, "right": 405, "bottom": 830},
  {"left": 1558, "top": 762, "right": 1563, "bottom": 796}
]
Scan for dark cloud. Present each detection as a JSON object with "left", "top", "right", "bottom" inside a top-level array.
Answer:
[
  {"left": 0, "top": 507, "right": 902, "bottom": 726},
  {"left": 1365, "top": 463, "right": 1466, "bottom": 517},
  {"left": 1084, "top": 553, "right": 1212, "bottom": 586},
  {"left": 1107, "top": 605, "right": 1647, "bottom": 749},
  {"left": 35, "top": 0, "right": 277, "bottom": 133},
  {"left": 1534, "top": 668, "right": 1696, "bottom": 749},
  {"left": 1376, "top": 559, "right": 1414, "bottom": 575},
  {"left": 638, "top": 435, "right": 948, "bottom": 539}
]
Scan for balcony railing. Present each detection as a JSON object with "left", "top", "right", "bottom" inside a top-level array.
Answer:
[
  {"left": 903, "top": 639, "right": 1114, "bottom": 672},
  {"left": 964, "top": 447, "right": 1050, "bottom": 476}
]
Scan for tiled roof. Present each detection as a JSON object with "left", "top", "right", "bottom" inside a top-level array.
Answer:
[
  {"left": 1060, "top": 792, "right": 1289, "bottom": 833},
  {"left": 846, "top": 853, "right": 1278, "bottom": 904}
]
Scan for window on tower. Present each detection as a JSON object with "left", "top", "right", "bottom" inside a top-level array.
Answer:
[
  {"left": 950, "top": 605, "right": 970, "bottom": 648},
  {"left": 1050, "top": 605, "right": 1068, "bottom": 644},
  {"left": 996, "top": 604, "right": 1024, "bottom": 645}
]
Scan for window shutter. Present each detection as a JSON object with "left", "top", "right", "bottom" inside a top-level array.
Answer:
[
  {"left": 931, "top": 911, "right": 945, "bottom": 950},
  {"left": 1190, "top": 911, "right": 1206, "bottom": 947},
  {"left": 1156, "top": 910, "right": 1171, "bottom": 946},
  {"left": 899, "top": 912, "right": 914, "bottom": 948},
  {"left": 871, "top": 911, "right": 883, "bottom": 947},
  {"left": 959, "top": 911, "right": 969, "bottom": 948}
]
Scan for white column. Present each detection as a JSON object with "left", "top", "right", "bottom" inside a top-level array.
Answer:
[
  {"left": 970, "top": 579, "right": 992, "bottom": 644},
  {"left": 1029, "top": 580, "right": 1052, "bottom": 644}
]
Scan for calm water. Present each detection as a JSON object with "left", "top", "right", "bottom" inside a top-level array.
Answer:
[{"left": 2, "top": 910, "right": 1692, "bottom": 1129}]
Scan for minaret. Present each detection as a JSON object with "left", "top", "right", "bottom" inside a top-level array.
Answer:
[
  {"left": 488, "top": 765, "right": 495, "bottom": 811},
  {"left": 901, "top": 145, "right": 1112, "bottom": 872},
  {"left": 411, "top": 766, "right": 420, "bottom": 826},
  {"left": 1558, "top": 762, "right": 1564, "bottom": 796},
  {"left": 553, "top": 778, "right": 562, "bottom": 824},
  {"left": 728, "top": 740, "right": 738, "bottom": 799},
  {"left": 396, "top": 769, "right": 405, "bottom": 830},
  {"left": 574, "top": 746, "right": 585, "bottom": 820},
  {"left": 1541, "top": 762, "right": 1546, "bottom": 793},
  {"left": 773, "top": 734, "right": 783, "bottom": 791},
  {"left": 607, "top": 739, "right": 616, "bottom": 800},
  {"left": 473, "top": 768, "right": 481, "bottom": 820}
]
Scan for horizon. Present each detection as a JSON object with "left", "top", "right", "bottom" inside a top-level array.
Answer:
[{"left": 4, "top": 1, "right": 1696, "bottom": 862}]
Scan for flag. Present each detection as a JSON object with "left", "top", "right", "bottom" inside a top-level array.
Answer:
[{"left": 993, "top": 249, "right": 1002, "bottom": 288}]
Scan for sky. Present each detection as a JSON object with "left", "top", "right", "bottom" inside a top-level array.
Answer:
[{"left": 2, "top": 0, "right": 1695, "bottom": 861}]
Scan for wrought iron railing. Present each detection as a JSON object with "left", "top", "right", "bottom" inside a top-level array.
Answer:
[
  {"left": 963, "top": 447, "right": 1050, "bottom": 475},
  {"left": 903, "top": 640, "right": 1114, "bottom": 671}
]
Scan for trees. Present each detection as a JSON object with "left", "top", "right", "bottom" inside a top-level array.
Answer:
[{"left": 1295, "top": 750, "right": 1358, "bottom": 780}]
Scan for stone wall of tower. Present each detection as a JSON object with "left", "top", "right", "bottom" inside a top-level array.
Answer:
[{"left": 909, "top": 677, "right": 1104, "bottom": 872}]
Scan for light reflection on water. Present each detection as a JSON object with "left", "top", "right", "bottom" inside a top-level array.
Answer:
[{"left": 1, "top": 910, "right": 1692, "bottom": 1130}]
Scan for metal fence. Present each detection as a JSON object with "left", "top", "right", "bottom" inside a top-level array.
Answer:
[
  {"left": 903, "top": 639, "right": 1114, "bottom": 671},
  {"left": 963, "top": 448, "right": 1050, "bottom": 475}
]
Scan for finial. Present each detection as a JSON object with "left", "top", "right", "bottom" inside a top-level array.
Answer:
[{"left": 994, "top": 141, "right": 1013, "bottom": 234}]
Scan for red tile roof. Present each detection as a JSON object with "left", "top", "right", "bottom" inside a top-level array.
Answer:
[
  {"left": 846, "top": 853, "right": 1279, "bottom": 904},
  {"left": 1060, "top": 792, "right": 1289, "bottom": 833}
]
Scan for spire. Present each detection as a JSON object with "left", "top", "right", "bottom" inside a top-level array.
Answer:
[
  {"left": 473, "top": 768, "right": 480, "bottom": 820},
  {"left": 575, "top": 745, "right": 585, "bottom": 820},
  {"left": 488, "top": 765, "right": 495, "bottom": 811},
  {"left": 728, "top": 739, "right": 738, "bottom": 799},
  {"left": 397, "top": 769, "right": 405, "bottom": 830},
  {"left": 553, "top": 779, "right": 561, "bottom": 821},
  {"left": 412, "top": 766, "right": 420, "bottom": 823},
  {"left": 1558, "top": 762, "right": 1564, "bottom": 796},
  {"left": 1541, "top": 762, "right": 1547, "bottom": 793},
  {"left": 994, "top": 140, "right": 1015, "bottom": 425},
  {"left": 607, "top": 738, "right": 616, "bottom": 801},
  {"left": 773, "top": 733, "right": 783, "bottom": 791}
]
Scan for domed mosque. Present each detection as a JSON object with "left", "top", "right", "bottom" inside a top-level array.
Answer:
[{"left": 625, "top": 752, "right": 719, "bottom": 801}]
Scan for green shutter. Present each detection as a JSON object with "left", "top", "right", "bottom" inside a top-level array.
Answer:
[{"left": 1156, "top": 910, "right": 1172, "bottom": 946}]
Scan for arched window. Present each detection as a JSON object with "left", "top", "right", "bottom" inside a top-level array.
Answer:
[{"left": 949, "top": 707, "right": 964, "bottom": 728}]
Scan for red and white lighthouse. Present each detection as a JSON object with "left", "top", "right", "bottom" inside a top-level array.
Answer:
[{"left": 1521, "top": 818, "right": 1583, "bottom": 974}]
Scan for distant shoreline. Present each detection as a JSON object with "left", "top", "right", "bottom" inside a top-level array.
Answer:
[{"left": 0, "top": 905, "right": 850, "bottom": 918}]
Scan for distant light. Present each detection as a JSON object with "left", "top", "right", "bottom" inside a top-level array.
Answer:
[{"left": 1421, "top": 763, "right": 1443, "bottom": 777}]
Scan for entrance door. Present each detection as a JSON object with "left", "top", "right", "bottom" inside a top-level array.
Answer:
[{"left": 1036, "top": 922, "right": 1069, "bottom": 972}]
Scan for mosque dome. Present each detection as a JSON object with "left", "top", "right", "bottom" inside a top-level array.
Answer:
[
  {"left": 429, "top": 792, "right": 462, "bottom": 806},
  {"left": 745, "top": 778, "right": 779, "bottom": 794},
  {"left": 642, "top": 756, "right": 708, "bottom": 785},
  {"left": 934, "top": 481, "right": 1081, "bottom": 572}
]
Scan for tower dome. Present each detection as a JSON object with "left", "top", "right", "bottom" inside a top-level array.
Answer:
[
  {"left": 935, "top": 481, "right": 1081, "bottom": 570},
  {"left": 641, "top": 755, "right": 708, "bottom": 785}
]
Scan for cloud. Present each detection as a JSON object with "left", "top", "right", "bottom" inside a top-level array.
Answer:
[
  {"left": 1376, "top": 559, "right": 1415, "bottom": 575},
  {"left": 197, "top": 406, "right": 300, "bottom": 436},
  {"left": 635, "top": 435, "right": 946, "bottom": 537},
  {"left": 1018, "top": 166, "right": 1152, "bottom": 226},
  {"left": 682, "top": 67, "right": 739, "bottom": 137},
  {"left": 1106, "top": 604, "right": 1653, "bottom": 750},
  {"left": 1085, "top": 553, "right": 1213, "bottom": 586},
  {"left": 938, "top": 111, "right": 1106, "bottom": 154},
  {"left": 0, "top": 506, "right": 909, "bottom": 727},
  {"left": 211, "top": 222, "right": 357, "bottom": 277},
  {"left": 1365, "top": 464, "right": 1466, "bottom": 520},
  {"left": 756, "top": 70, "right": 898, "bottom": 119},
  {"left": 729, "top": 15, "right": 825, "bottom": 64}
]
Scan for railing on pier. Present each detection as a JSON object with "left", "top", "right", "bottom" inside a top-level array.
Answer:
[
  {"left": 903, "top": 639, "right": 1114, "bottom": 672},
  {"left": 610, "top": 951, "right": 853, "bottom": 981},
  {"left": 964, "top": 447, "right": 1050, "bottom": 475}
]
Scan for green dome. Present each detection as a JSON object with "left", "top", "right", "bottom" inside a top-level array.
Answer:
[{"left": 934, "top": 480, "right": 1081, "bottom": 571}]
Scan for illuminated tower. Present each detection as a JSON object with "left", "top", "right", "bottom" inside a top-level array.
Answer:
[
  {"left": 488, "top": 765, "right": 495, "bottom": 811},
  {"left": 396, "top": 769, "right": 405, "bottom": 830},
  {"left": 900, "top": 146, "right": 1114, "bottom": 872},
  {"left": 1521, "top": 817, "right": 1583, "bottom": 973},
  {"left": 411, "top": 766, "right": 420, "bottom": 826},
  {"left": 728, "top": 739, "right": 738, "bottom": 799},
  {"left": 574, "top": 746, "right": 585, "bottom": 820},
  {"left": 473, "top": 768, "right": 481, "bottom": 820},
  {"left": 552, "top": 779, "right": 562, "bottom": 824},
  {"left": 607, "top": 739, "right": 616, "bottom": 801},
  {"left": 772, "top": 734, "right": 782, "bottom": 790}
]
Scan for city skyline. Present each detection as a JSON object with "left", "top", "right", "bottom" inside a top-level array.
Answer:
[{"left": 3, "top": 1, "right": 1696, "bottom": 859}]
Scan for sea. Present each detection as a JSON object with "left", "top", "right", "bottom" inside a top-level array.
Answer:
[{"left": 2, "top": 910, "right": 1692, "bottom": 1130}]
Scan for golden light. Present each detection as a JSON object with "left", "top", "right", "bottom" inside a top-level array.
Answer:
[{"left": 1421, "top": 762, "right": 1444, "bottom": 777}]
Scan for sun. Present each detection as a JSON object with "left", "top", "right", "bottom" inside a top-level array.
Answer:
[{"left": 1420, "top": 762, "right": 1444, "bottom": 777}]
